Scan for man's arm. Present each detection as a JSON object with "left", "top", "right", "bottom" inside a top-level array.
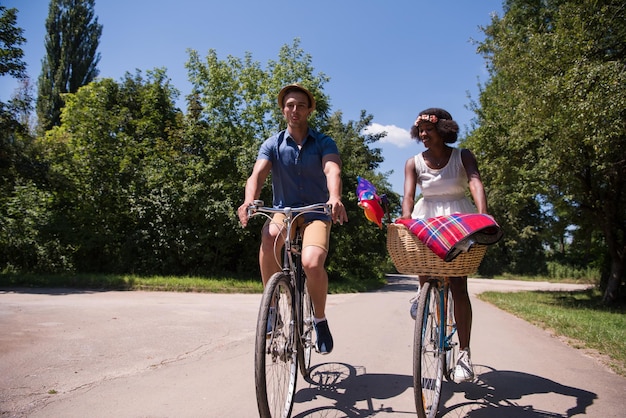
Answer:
[
  {"left": 237, "top": 159, "right": 272, "bottom": 227},
  {"left": 323, "top": 154, "right": 348, "bottom": 224}
]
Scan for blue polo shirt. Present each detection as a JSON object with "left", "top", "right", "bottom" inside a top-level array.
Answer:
[{"left": 257, "top": 128, "right": 339, "bottom": 221}]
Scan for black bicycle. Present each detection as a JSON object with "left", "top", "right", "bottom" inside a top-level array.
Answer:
[{"left": 247, "top": 201, "right": 331, "bottom": 418}]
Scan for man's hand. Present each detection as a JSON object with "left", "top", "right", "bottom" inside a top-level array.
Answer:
[
  {"left": 237, "top": 202, "right": 251, "bottom": 227},
  {"left": 327, "top": 197, "right": 348, "bottom": 225}
]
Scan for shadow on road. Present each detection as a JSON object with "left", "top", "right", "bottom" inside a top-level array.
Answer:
[
  {"left": 440, "top": 365, "right": 597, "bottom": 417},
  {"left": 292, "top": 362, "right": 597, "bottom": 417},
  {"left": 294, "top": 362, "right": 414, "bottom": 417}
]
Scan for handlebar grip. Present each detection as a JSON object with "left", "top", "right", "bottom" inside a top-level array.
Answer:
[{"left": 247, "top": 200, "right": 264, "bottom": 217}]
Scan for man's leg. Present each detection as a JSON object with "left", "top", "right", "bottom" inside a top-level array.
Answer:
[
  {"left": 301, "top": 220, "right": 333, "bottom": 354},
  {"left": 259, "top": 216, "right": 285, "bottom": 285},
  {"left": 301, "top": 245, "right": 329, "bottom": 318}
]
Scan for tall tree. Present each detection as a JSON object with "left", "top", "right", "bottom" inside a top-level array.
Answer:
[
  {"left": 0, "top": 6, "right": 26, "bottom": 79},
  {"left": 467, "top": 0, "right": 626, "bottom": 303},
  {"left": 1, "top": 6, "right": 31, "bottom": 200},
  {"left": 36, "top": 0, "right": 101, "bottom": 132}
]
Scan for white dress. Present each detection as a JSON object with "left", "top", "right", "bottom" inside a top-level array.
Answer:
[{"left": 411, "top": 148, "right": 477, "bottom": 219}]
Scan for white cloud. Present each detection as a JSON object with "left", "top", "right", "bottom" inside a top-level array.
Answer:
[{"left": 363, "top": 123, "right": 413, "bottom": 148}]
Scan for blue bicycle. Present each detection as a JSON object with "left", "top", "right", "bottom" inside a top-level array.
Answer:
[
  {"left": 387, "top": 223, "right": 487, "bottom": 418},
  {"left": 413, "top": 277, "right": 459, "bottom": 418}
]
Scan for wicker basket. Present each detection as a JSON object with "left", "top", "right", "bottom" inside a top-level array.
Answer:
[{"left": 387, "top": 223, "right": 487, "bottom": 276}]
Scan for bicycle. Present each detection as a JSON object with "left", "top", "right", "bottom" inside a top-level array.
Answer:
[
  {"left": 247, "top": 200, "right": 332, "bottom": 418},
  {"left": 412, "top": 276, "right": 459, "bottom": 418},
  {"left": 387, "top": 223, "right": 487, "bottom": 418}
]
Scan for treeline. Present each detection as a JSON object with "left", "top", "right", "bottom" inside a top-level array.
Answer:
[{"left": 1, "top": 37, "right": 398, "bottom": 281}]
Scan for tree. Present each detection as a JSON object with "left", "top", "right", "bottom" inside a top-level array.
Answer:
[
  {"left": 0, "top": 6, "right": 26, "bottom": 79},
  {"left": 36, "top": 0, "right": 102, "bottom": 132},
  {"left": 0, "top": 7, "right": 43, "bottom": 273},
  {"left": 183, "top": 38, "right": 397, "bottom": 280},
  {"left": 467, "top": 0, "right": 626, "bottom": 303},
  {"left": 1, "top": 5, "right": 29, "bottom": 182},
  {"left": 42, "top": 69, "right": 183, "bottom": 273}
]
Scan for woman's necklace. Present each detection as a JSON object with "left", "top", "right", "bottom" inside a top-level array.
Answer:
[{"left": 426, "top": 150, "right": 450, "bottom": 168}]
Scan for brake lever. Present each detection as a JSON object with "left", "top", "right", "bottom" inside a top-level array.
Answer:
[{"left": 247, "top": 200, "right": 264, "bottom": 217}]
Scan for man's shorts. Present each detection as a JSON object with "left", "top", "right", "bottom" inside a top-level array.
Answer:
[{"left": 266, "top": 213, "right": 332, "bottom": 252}]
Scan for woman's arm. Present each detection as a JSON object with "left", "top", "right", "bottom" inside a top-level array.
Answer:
[{"left": 401, "top": 156, "right": 417, "bottom": 219}]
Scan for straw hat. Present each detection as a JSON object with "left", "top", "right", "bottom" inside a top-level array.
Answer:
[{"left": 277, "top": 83, "right": 316, "bottom": 110}]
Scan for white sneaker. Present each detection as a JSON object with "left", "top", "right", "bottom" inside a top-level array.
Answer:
[
  {"left": 454, "top": 348, "right": 475, "bottom": 382},
  {"left": 409, "top": 285, "right": 420, "bottom": 320}
]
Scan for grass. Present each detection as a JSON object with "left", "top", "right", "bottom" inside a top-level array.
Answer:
[
  {"left": 0, "top": 272, "right": 386, "bottom": 294},
  {"left": 0, "top": 273, "right": 264, "bottom": 293},
  {"left": 486, "top": 272, "right": 597, "bottom": 286},
  {"left": 478, "top": 288, "right": 626, "bottom": 377}
]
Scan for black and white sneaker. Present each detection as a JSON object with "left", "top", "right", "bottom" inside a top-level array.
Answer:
[
  {"left": 314, "top": 320, "right": 334, "bottom": 354},
  {"left": 454, "top": 348, "right": 475, "bottom": 382}
]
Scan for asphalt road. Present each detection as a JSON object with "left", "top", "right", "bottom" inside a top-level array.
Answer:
[{"left": 1, "top": 277, "right": 624, "bottom": 417}]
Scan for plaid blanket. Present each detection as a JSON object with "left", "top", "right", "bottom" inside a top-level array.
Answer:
[{"left": 395, "top": 214, "right": 503, "bottom": 261}]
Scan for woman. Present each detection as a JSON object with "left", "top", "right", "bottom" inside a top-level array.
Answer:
[{"left": 401, "top": 108, "right": 488, "bottom": 383}]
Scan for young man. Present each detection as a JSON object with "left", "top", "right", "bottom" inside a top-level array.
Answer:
[{"left": 237, "top": 83, "right": 348, "bottom": 354}]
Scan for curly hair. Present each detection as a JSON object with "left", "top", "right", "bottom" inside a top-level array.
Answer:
[{"left": 410, "top": 108, "right": 459, "bottom": 143}]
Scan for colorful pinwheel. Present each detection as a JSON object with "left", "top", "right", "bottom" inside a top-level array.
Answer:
[{"left": 356, "top": 176, "right": 385, "bottom": 229}]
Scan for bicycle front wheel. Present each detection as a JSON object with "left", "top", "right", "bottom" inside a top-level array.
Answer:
[
  {"left": 255, "top": 272, "right": 298, "bottom": 418},
  {"left": 413, "top": 281, "right": 444, "bottom": 418}
]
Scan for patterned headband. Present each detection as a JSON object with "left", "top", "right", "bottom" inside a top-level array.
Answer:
[{"left": 414, "top": 114, "right": 440, "bottom": 125}]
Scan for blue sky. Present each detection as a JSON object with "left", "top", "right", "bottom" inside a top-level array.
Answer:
[{"left": 1, "top": 0, "right": 503, "bottom": 195}]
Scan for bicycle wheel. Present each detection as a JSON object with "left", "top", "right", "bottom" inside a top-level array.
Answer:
[
  {"left": 443, "top": 285, "right": 459, "bottom": 382},
  {"left": 255, "top": 272, "right": 298, "bottom": 418},
  {"left": 413, "top": 281, "right": 444, "bottom": 418},
  {"left": 297, "top": 273, "right": 314, "bottom": 378}
]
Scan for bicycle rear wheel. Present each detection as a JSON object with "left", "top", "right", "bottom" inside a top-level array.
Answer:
[
  {"left": 255, "top": 272, "right": 298, "bottom": 418},
  {"left": 443, "top": 285, "right": 459, "bottom": 382},
  {"left": 297, "top": 273, "right": 314, "bottom": 378},
  {"left": 413, "top": 281, "right": 444, "bottom": 418}
]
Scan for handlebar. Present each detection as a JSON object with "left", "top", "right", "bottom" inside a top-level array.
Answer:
[{"left": 247, "top": 200, "right": 332, "bottom": 220}]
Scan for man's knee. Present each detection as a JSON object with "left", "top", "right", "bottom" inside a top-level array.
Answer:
[{"left": 302, "top": 245, "right": 327, "bottom": 272}]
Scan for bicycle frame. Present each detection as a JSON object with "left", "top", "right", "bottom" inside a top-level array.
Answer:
[
  {"left": 426, "top": 277, "right": 458, "bottom": 374},
  {"left": 431, "top": 278, "right": 456, "bottom": 353},
  {"left": 247, "top": 200, "right": 331, "bottom": 287},
  {"left": 248, "top": 201, "right": 331, "bottom": 330},
  {"left": 250, "top": 201, "right": 332, "bottom": 418}
]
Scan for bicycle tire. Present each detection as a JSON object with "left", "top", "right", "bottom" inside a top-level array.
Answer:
[
  {"left": 255, "top": 272, "right": 298, "bottom": 418},
  {"left": 443, "top": 286, "right": 459, "bottom": 382},
  {"left": 413, "top": 281, "right": 444, "bottom": 418},
  {"left": 297, "top": 272, "right": 314, "bottom": 378}
]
